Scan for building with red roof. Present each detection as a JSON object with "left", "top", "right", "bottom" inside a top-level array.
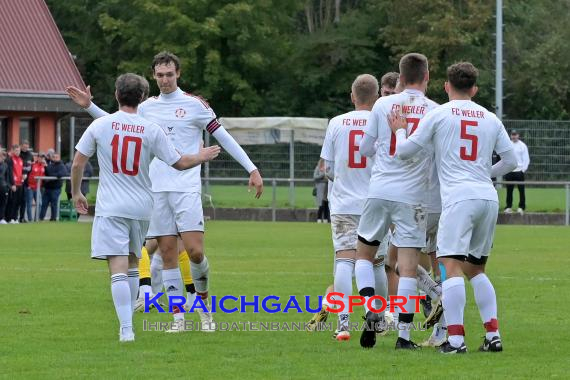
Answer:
[{"left": 0, "top": 0, "right": 85, "bottom": 152}]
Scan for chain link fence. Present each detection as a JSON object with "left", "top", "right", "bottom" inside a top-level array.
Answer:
[
  {"left": 503, "top": 120, "right": 570, "bottom": 181},
  {"left": 62, "top": 117, "right": 570, "bottom": 182}
]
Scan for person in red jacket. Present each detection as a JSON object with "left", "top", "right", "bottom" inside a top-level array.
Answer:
[
  {"left": 26, "top": 152, "right": 46, "bottom": 222},
  {"left": 7, "top": 145, "right": 24, "bottom": 223}
]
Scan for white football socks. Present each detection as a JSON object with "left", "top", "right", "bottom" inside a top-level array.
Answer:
[
  {"left": 471, "top": 273, "right": 500, "bottom": 340},
  {"left": 190, "top": 256, "right": 210, "bottom": 294},
  {"left": 162, "top": 268, "right": 185, "bottom": 320},
  {"left": 442, "top": 277, "right": 466, "bottom": 347},
  {"left": 397, "top": 277, "right": 417, "bottom": 341},
  {"left": 127, "top": 268, "right": 139, "bottom": 311},
  {"left": 355, "top": 259, "right": 375, "bottom": 315},
  {"left": 334, "top": 259, "right": 354, "bottom": 329},
  {"left": 111, "top": 273, "right": 132, "bottom": 330}
]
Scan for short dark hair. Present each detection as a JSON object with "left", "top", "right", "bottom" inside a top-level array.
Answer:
[
  {"left": 447, "top": 62, "right": 479, "bottom": 91},
  {"left": 381, "top": 72, "right": 399, "bottom": 89},
  {"left": 115, "top": 73, "right": 146, "bottom": 108},
  {"left": 151, "top": 51, "right": 181, "bottom": 72},
  {"left": 399, "top": 53, "right": 428, "bottom": 85},
  {"left": 352, "top": 74, "right": 379, "bottom": 105}
]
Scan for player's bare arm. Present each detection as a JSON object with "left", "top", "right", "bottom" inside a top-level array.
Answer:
[
  {"left": 70, "top": 151, "right": 90, "bottom": 214},
  {"left": 172, "top": 145, "right": 221, "bottom": 171},
  {"left": 248, "top": 169, "right": 263, "bottom": 199},
  {"left": 66, "top": 85, "right": 92, "bottom": 108}
]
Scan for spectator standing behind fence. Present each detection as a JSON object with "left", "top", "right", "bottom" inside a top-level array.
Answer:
[
  {"left": 65, "top": 159, "right": 93, "bottom": 201},
  {"left": 40, "top": 153, "right": 67, "bottom": 221},
  {"left": 313, "top": 158, "right": 330, "bottom": 223},
  {"left": 7, "top": 145, "right": 24, "bottom": 223},
  {"left": 20, "top": 140, "right": 33, "bottom": 222},
  {"left": 27, "top": 153, "right": 46, "bottom": 222},
  {"left": 0, "top": 149, "right": 13, "bottom": 224},
  {"left": 504, "top": 130, "right": 530, "bottom": 215}
]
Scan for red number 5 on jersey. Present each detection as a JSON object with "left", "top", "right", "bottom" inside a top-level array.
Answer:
[
  {"left": 460, "top": 120, "right": 478, "bottom": 161},
  {"left": 111, "top": 134, "right": 142, "bottom": 176},
  {"left": 348, "top": 129, "right": 367, "bottom": 168}
]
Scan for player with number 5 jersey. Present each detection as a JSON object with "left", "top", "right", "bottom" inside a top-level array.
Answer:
[{"left": 390, "top": 62, "right": 517, "bottom": 354}]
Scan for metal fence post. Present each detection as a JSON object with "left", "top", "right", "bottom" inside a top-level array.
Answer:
[
  {"left": 289, "top": 130, "right": 295, "bottom": 208},
  {"left": 35, "top": 178, "right": 42, "bottom": 221},
  {"left": 272, "top": 179, "right": 277, "bottom": 222},
  {"left": 565, "top": 183, "right": 570, "bottom": 226},
  {"left": 566, "top": 183, "right": 569, "bottom": 226}
]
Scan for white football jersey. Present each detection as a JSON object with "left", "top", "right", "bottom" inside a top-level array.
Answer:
[
  {"left": 139, "top": 88, "right": 218, "bottom": 193},
  {"left": 408, "top": 100, "right": 513, "bottom": 207},
  {"left": 426, "top": 157, "right": 442, "bottom": 213},
  {"left": 320, "top": 110, "right": 372, "bottom": 215},
  {"left": 75, "top": 111, "right": 181, "bottom": 220},
  {"left": 364, "top": 89, "right": 438, "bottom": 204}
]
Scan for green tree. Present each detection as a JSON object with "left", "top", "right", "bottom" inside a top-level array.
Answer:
[{"left": 504, "top": 0, "right": 570, "bottom": 119}]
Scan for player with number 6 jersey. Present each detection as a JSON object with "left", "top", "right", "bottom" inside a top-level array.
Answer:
[{"left": 319, "top": 74, "right": 386, "bottom": 341}]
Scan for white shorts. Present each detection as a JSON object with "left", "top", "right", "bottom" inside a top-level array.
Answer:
[
  {"left": 357, "top": 199, "right": 426, "bottom": 249},
  {"left": 421, "top": 212, "right": 441, "bottom": 254},
  {"left": 330, "top": 214, "right": 388, "bottom": 274},
  {"left": 147, "top": 192, "right": 204, "bottom": 238},
  {"left": 331, "top": 214, "right": 360, "bottom": 252},
  {"left": 91, "top": 216, "right": 149, "bottom": 260},
  {"left": 437, "top": 200, "right": 498, "bottom": 260}
]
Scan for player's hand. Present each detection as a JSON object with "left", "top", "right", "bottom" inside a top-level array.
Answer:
[
  {"left": 248, "top": 169, "right": 263, "bottom": 199},
  {"left": 198, "top": 145, "right": 221, "bottom": 162},
  {"left": 73, "top": 193, "right": 89, "bottom": 215},
  {"left": 66, "top": 85, "right": 92, "bottom": 108},
  {"left": 387, "top": 110, "right": 407, "bottom": 134}
]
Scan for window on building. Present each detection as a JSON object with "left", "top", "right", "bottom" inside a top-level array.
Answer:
[
  {"left": 0, "top": 118, "right": 7, "bottom": 149},
  {"left": 19, "top": 118, "right": 36, "bottom": 150}
]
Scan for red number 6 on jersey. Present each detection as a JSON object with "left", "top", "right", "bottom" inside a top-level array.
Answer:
[
  {"left": 111, "top": 134, "right": 142, "bottom": 176},
  {"left": 348, "top": 129, "right": 367, "bottom": 168},
  {"left": 460, "top": 120, "right": 478, "bottom": 161}
]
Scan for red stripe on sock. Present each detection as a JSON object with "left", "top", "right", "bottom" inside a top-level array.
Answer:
[
  {"left": 484, "top": 318, "right": 499, "bottom": 332},
  {"left": 448, "top": 324, "right": 465, "bottom": 336},
  {"left": 197, "top": 291, "right": 208, "bottom": 300}
]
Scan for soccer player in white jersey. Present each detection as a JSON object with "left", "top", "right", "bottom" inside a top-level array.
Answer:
[
  {"left": 355, "top": 53, "right": 438, "bottom": 349},
  {"left": 70, "top": 73, "right": 220, "bottom": 342},
  {"left": 319, "top": 74, "right": 385, "bottom": 341},
  {"left": 389, "top": 62, "right": 517, "bottom": 353},
  {"left": 67, "top": 51, "right": 263, "bottom": 332}
]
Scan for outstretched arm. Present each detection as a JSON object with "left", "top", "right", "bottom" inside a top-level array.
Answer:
[
  {"left": 172, "top": 145, "right": 221, "bottom": 171},
  {"left": 66, "top": 85, "right": 108, "bottom": 119},
  {"left": 211, "top": 126, "right": 263, "bottom": 198}
]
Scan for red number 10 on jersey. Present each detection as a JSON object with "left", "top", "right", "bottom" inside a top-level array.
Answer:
[{"left": 111, "top": 134, "right": 142, "bottom": 176}]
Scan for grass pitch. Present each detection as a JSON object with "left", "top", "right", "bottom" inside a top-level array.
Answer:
[{"left": 1, "top": 222, "right": 569, "bottom": 379}]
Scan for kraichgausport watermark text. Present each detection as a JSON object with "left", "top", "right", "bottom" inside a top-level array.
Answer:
[{"left": 142, "top": 320, "right": 427, "bottom": 332}]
